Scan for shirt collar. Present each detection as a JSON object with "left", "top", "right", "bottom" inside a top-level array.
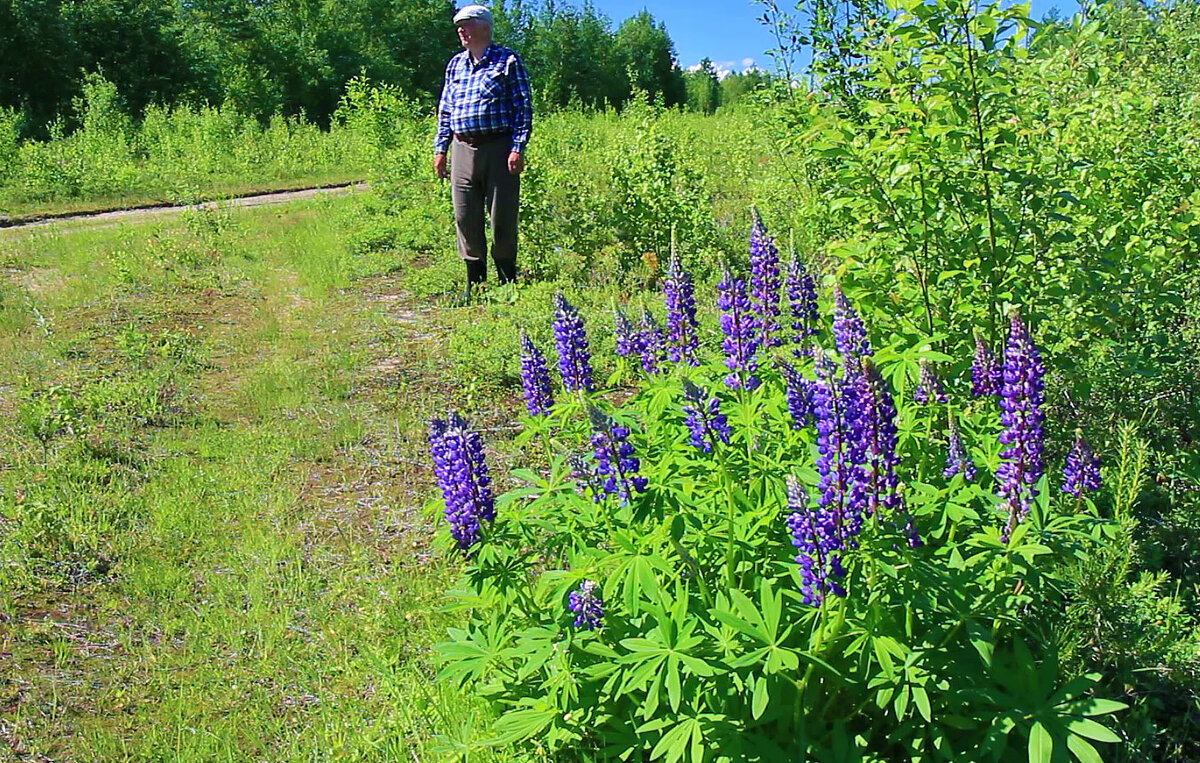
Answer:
[{"left": 467, "top": 42, "right": 499, "bottom": 67}]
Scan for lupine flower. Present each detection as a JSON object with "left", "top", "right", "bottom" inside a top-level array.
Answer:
[
  {"left": 429, "top": 413, "right": 495, "bottom": 550},
  {"left": 663, "top": 254, "right": 700, "bottom": 366},
  {"left": 786, "top": 476, "right": 847, "bottom": 607},
  {"left": 717, "top": 268, "right": 761, "bottom": 391},
  {"left": 749, "top": 213, "right": 783, "bottom": 349},
  {"left": 811, "top": 351, "right": 866, "bottom": 547},
  {"left": 554, "top": 294, "right": 595, "bottom": 392},
  {"left": 832, "top": 286, "right": 872, "bottom": 367},
  {"left": 568, "top": 579, "right": 604, "bottom": 630},
  {"left": 944, "top": 416, "right": 977, "bottom": 482},
  {"left": 569, "top": 453, "right": 603, "bottom": 498},
  {"left": 519, "top": 332, "right": 554, "bottom": 416},
  {"left": 778, "top": 360, "right": 815, "bottom": 430},
  {"left": 614, "top": 308, "right": 639, "bottom": 358},
  {"left": 681, "top": 380, "right": 730, "bottom": 453},
  {"left": 996, "top": 309, "right": 1046, "bottom": 542},
  {"left": 971, "top": 336, "right": 1002, "bottom": 397},
  {"left": 1063, "top": 431, "right": 1101, "bottom": 497},
  {"left": 786, "top": 253, "right": 820, "bottom": 357},
  {"left": 589, "top": 406, "right": 648, "bottom": 504},
  {"left": 914, "top": 359, "right": 947, "bottom": 405},
  {"left": 637, "top": 309, "right": 665, "bottom": 375}
]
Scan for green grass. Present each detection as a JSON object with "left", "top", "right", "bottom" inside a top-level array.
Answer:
[{"left": 0, "top": 195, "right": 533, "bottom": 760}]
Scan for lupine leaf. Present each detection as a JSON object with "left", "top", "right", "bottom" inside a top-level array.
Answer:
[{"left": 1028, "top": 721, "right": 1053, "bottom": 763}]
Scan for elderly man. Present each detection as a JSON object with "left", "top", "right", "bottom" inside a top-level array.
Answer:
[{"left": 433, "top": 4, "right": 533, "bottom": 297}]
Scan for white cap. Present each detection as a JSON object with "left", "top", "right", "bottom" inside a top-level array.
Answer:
[{"left": 453, "top": 5, "right": 492, "bottom": 25}]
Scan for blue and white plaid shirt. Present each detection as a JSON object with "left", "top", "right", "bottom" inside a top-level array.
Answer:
[{"left": 434, "top": 43, "right": 533, "bottom": 156}]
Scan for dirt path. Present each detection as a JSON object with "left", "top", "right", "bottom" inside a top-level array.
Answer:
[{"left": 0, "top": 182, "right": 368, "bottom": 234}]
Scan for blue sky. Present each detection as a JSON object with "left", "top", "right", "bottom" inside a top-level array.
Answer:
[{"left": 587, "top": 0, "right": 1081, "bottom": 75}]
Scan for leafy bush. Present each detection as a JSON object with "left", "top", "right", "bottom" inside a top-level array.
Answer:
[{"left": 429, "top": 224, "right": 1151, "bottom": 761}]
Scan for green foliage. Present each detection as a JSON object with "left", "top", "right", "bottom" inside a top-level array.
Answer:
[{"left": 436, "top": 292, "right": 1134, "bottom": 760}]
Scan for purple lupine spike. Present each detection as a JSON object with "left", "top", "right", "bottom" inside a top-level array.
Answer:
[
  {"left": 637, "top": 309, "right": 665, "bottom": 375},
  {"left": 914, "top": 359, "right": 948, "bottom": 406},
  {"left": 717, "top": 268, "right": 761, "bottom": 391},
  {"left": 944, "top": 416, "right": 977, "bottom": 482},
  {"left": 588, "top": 406, "right": 648, "bottom": 504},
  {"left": 429, "top": 413, "right": 495, "bottom": 551},
  {"left": 569, "top": 452, "right": 604, "bottom": 498},
  {"left": 1063, "top": 431, "right": 1101, "bottom": 497},
  {"left": 786, "top": 475, "right": 847, "bottom": 607},
  {"left": 971, "top": 336, "right": 1002, "bottom": 398},
  {"left": 787, "top": 253, "right": 820, "bottom": 358},
  {"left": 519, "top": 332, "right": 554, "bottom": 417},
  {"left": 664, "top": 254, "right": 700, "bottom": 366},
  {"left": 778, "top": 360, "right": 815, "bottom": 430},
  {"left": 614, "top": 307, "right": 639, "bottom": 358},
  {"left": 996, "top": 309, "right": 1046, "bottom": 542},
  {"left": 554, "top": 294, "right": 595, "bottom": 392},
  {"left": 568, "top": 579, "right": 604, "bottom": 630},
  {"left": 811, "top": 351, "right": 867, "bottom": 549},
  {"left": 681, "top": 380, "right": 730, "bottom": 453},
  {"left": 856, "top": 362, "right": 905, "bottom": 517},
  {"left": 749, "top": 213, "right": 783, "bottom": 349},
  {"left": 832, "top": 286, "right": 871, "bottom": 368}
]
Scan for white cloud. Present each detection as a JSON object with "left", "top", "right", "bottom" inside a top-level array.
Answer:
[
  {"left": 686, "top": 59, "right": 738, "bottom": 80},
  {"left": 741, "top": 57, "right": 756, "bottom": 69}
]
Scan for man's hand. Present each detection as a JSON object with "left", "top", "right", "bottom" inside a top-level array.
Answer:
[
  {"left": 434, "top": 153, "right": 449, "bottom": 179},
  {"left": 508, "top": 151, "right": 524, "bottom": 175}
]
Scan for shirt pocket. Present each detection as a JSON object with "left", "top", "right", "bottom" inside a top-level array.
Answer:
[{"left": 479, "top": 67, "right": 506, "bottom": 101}]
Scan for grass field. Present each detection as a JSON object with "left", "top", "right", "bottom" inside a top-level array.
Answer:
[{"left": 0, "top": 196, "right": 535, "bottom": 760}]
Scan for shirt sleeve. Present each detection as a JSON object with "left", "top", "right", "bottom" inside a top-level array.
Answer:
[
  {"left": 506, "top": 52, "right": 533, "bottom": 154},
  {"left": 434, "top": 58, "right": 454, "bottom": 155}
]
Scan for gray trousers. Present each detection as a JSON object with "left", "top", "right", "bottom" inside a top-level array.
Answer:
[{"left": 450, "top": 135, "right": 520, "bottom": 279}]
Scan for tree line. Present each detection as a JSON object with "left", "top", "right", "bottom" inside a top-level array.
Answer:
[{"left": 0, "top": 0, "right": 770, "bottom": 139}]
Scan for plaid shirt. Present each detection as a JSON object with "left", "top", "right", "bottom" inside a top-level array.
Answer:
[{"left": 434, "top": 43, "right": 533, "bottom": 156}]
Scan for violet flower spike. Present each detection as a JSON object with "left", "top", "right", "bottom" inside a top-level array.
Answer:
[
  {"left": 637, "top": 309, "right": 665, "bottom": 375},
  {"left": 663, "top": 254, "right": 700, "bottom": 366},
  {"left": 779, "top": 360, "right": 815, "bottom": 430},
  {"left": 914, "top": 359, "right": 947, "bottom": 406},
  {"left": 944, "top": 416, "right": 977, "bottom": 482},
  {"left": 588, "top": 406, "right": 648, "bottom": 504},
  {"left": 811, "top": 351, "right": 866, "bottom": 548},
  {"left": 568, "top": 579, "right": 604, "bottom": 630},
  {"left": 1063, "top": 431, "right": 1101, "bottom": 497},
  {"left": 717, "top": 268, "right": 761, "bottom": 391},
  {"left": 749, "top": 213, "right": 783, "bottom": 349},
  {"left": 995, "top": 309, "right": 1047, "bottom": 542},
  {"left": 553, "top": 293, "right": 595, "bottom": 393},
  {"left": 614, "top": 307, "right": 639, "bottom": 358},
  {"left": 682, "top": 379, "right": 730, "bottom": 453},
  {"left": 833, "top": 286, "right": 872, "bottom": 368},
  {"left": 786, "top": 253, "right": 820, "bottom": 357},
  {"left": 971, "top": 336, "right": 1002, "bottom": 397},
  {"left": 786, "top": 475, "right": 847, "bottom": 607},
  {"left": 519, "top": 332, "right": 554, "bottom": 417},
  {"left": 429, "top": 413, "right": 495, "bottom": 551}
]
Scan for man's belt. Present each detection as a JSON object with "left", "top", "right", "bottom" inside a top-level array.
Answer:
[{"left": 454, "top": 131, "right": 511, "bottom": 147}]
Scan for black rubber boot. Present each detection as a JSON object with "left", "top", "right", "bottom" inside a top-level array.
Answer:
[
  {"left": 461, "top": 259, "right": 487, "bottom": 303},
  {"left": 496, "top": 259, "right": 517, "bottom": 285}
]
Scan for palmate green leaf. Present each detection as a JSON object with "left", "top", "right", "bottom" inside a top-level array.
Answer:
[
  {"left": 1027, "top": 721, "right": 1053, "bottom": 763},
  {"left": 752, "top": 675, "right": 769, "bottom": 720},
  {"left": 649, "top": 716, "right": 706, "bottom": 763},
  {"left": 1059, "top": 698, "right": 1127, "bottom": 717},
  {"left": 1046, "top": 673, "right": 1100, "bottom": 705},
  {"left": 913, "top": 686, "right": 932, "bottom": 723},
  {"left": 1065, "top": 734, "right": 1104, "bottom": 763},
  {"left": 1064, "top": 717, "right": 1122, "bottom": 744},
  {"left": 490, "top": 706, "right": 556, "bottom": 745}
]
